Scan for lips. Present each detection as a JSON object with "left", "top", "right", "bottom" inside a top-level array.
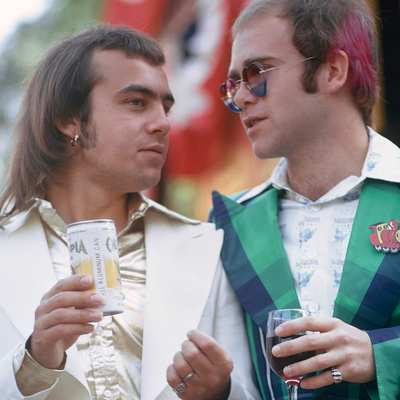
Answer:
[
  {"left": 243, "top": 116, "right": 268, "bottom": 129},
  {"left": 139, "top": 144, "right": 166, "bottom": 155}
]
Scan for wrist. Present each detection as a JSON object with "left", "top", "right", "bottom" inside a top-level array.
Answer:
[
  {"left": 27, "top": 336, "right": 67, "bottom": 370},
  {"left": 217, "top": 376, "right": 231, "bottom": 400}
]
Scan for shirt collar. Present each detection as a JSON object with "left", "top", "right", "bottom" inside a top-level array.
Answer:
[
  {"left": 269, "top": 128, "right": 400, "bottom": 204},
  {"left": 2, "top": 190, "right": 200, "bottom": 234},
  {"left": 16, "top": 193, "right": 152, "bottom": 240}
]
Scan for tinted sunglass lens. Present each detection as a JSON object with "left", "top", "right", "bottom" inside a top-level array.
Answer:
[
  {"left": 219, "top": 81, "right": 228, "bottom": 97},
  {"left": 250, "top": 81, "right": 267, "bottom": 97},
  {"left": 223, "top": 98, "right": 242, "bottom": 113},
  {"left": 244, "top": 63, "right": 262, "bottom": 80},
  {"left": 220, "top": 80, "right": 242, "bottom": 112},
  {"left": 245, "top": 63, "right": 267, "bottom": 98}
]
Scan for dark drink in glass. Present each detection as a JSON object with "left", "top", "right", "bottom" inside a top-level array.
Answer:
[
  {"left": 266, "top": 334, "right": 316, "bottom": 384},
  {"left": 266, "top": 309, "right": 315, "bottom": 399}
]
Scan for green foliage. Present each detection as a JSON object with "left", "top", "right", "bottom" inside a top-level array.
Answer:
[{"left": 0, "top": 0, "right": 103, "bottom": 177}]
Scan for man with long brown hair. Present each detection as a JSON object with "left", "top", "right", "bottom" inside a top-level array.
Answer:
[{"left": 0, "top": 26, "right": 259, "bottom": 400}]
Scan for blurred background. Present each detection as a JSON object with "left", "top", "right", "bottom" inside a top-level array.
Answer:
[{"left": 0, "top": 0, "right": 398, "bottom": 220}]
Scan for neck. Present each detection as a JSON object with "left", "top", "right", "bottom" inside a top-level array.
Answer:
[
  {"left": 46, "top": 180, "right": 140, "bottom": 233},
  {"left": 285, "top": 116, "right": 369, "bottom": 201}
]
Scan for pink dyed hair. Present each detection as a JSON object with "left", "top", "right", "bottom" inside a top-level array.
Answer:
[
  {"left": 331, "top": 11, "right": 378, "bottom": 120},
  {"left": 233, "top": 0, "right": 379, "bottom": 125}
]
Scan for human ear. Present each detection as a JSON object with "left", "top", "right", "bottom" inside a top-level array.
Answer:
[
  {"left": 55, "top": 118, "right": 81, "bottom": 141},
  {"left": 319, "top": 50, "right": 349, "bottom": 94}
]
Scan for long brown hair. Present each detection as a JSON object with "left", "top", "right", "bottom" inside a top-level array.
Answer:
[
  {"left": 0, "top": 25, "right": 165, "bottom": 219},
  {"left": 233, "top": 0, "right": 379, "bottom": 125}
]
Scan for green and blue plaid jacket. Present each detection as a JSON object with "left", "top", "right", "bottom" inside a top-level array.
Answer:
[{"left": 212, "top": 179, "right": 400, "bottom": 400}]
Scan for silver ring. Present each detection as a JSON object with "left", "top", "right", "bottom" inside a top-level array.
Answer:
[
  {"left": 174, "top": 382, "right": 186, "bottom": 395},
  {"left": 183, "top": 371, "right": 194, "bottom": 383},
  {"left": 331, "top": 367, "right": 343, "bottom": 384}
]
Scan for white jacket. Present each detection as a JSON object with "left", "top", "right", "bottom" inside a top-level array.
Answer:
[{"left": 0, "top": 199, "right": 260, "bottom": 400}]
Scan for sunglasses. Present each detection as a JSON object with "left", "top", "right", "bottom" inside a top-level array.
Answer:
[{"left": 220, "top": 57, "right": 316, "bottom": 113}]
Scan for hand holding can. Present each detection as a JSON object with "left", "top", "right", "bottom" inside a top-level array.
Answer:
[{"left": 30, "top": 275, "right": 104, "bottom": 369}]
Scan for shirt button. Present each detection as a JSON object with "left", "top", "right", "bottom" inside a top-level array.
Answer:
[{"left": 309, "top": 204, "right": 321, "bottom": 212}]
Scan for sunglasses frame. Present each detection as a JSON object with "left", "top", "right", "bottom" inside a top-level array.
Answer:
[{"left": 220, "top": 56, "right": 316, "bottom": 113}]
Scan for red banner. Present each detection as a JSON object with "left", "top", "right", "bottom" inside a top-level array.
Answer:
[
  {"left": 164, "top": 0, "right": 246, "bottom": 177},
  {"left": 102, "top": 0, "right": 168, "bottom": 35}
]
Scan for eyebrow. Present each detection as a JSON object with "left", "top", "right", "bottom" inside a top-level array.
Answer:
[
  {"left": 117, "top": 84, "right": 175, "bottom": 105},
  {"left": 228, "top": 56, "right": 281, "bottom": 79}
]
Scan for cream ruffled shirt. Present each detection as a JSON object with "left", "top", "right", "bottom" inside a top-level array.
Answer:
[{"left": 15, "top": 195, "right": 150, "bottom": 400}]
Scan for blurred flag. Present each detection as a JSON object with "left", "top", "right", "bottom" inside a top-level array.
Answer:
[{"left": 163, "top": 0, "right": 246, "bottom": 176}]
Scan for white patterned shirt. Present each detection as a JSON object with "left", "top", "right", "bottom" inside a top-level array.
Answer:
[{"left": 269, "top": 129, "right": 400, "bottom": 316}]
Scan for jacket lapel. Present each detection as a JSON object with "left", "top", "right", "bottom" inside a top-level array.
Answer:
[
  {"left": 0, "top": 210, "right": 90, "bottom": 396},
  {"left": 334, "top": 179, "right": 400, "bottom": 328},
  {"left": 140, "top": 209, "right": 222, "bottom": 400},
  {"left": 212, "top": 188, "right": 300, "bottom": 329},
  {"left": 0, "top": 211, "right": 56, "bottom": 338}
]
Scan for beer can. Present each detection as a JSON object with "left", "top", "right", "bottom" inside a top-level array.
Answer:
[{"left": 67, "top": 219, "right": 124, "bottom": 316}]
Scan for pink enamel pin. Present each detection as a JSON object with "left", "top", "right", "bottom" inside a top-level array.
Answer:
[{"left": 369, "top": 219, "right": 400, "bottom": 253}]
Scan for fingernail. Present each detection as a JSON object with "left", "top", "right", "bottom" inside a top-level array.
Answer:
[
  {"left": 80, "top": 275, "right": 91, "bottom": 285},
  {"left": 89, "top": 310, "right": 103, "bottom": 320},
  {"left": 272, "top": 345, "right": 281, "bottom": 356},
  {"left": 90, "top": 293, "right": 104, "bottom": 305},
  {"left": 283, "top": 366, "right": 292, "bottom": 377},
  {"left": 275, "top": 326, "right": 283, "bottom": 335}
]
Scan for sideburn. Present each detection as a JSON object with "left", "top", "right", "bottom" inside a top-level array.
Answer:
[{"left": 78, "top": 98, "right": 97, "bottom": 149}]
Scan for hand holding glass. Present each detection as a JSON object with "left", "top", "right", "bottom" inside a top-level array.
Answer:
[{"left": 266, "top": 309, "right": 316, "bottom": 400}]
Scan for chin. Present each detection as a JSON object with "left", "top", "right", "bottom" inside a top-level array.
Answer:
[
  {"left": 253, "top": 146, "right": 275, "bottom": 160},
  {"left": 252, "top": 138, "right": 284, "bottom": 159},
  {"left": 138, "top": 172, "right": 162, "bottom": 192},
  {"left": 118, "top": 171, "right": 160, "bottom": 194}
]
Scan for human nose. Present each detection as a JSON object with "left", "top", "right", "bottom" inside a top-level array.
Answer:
[
  {"left": 233, "top": 81, "right": 257, "bottom": 111},
  {"left": 149, "top": 108, "right": 170, "bottom": 136}
]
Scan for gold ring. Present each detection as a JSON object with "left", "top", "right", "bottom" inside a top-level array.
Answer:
[{"left": 183, "top": 371, "right": 195, "bottom": 383}]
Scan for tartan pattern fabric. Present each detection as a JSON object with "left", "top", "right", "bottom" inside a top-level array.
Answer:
[{"left": 211, "top": 179, "right": 400, "bottom": 400}]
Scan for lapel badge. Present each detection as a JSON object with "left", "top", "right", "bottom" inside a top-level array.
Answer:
[{"left": 369, "top": 219, "right": 400, "bottom": 253}]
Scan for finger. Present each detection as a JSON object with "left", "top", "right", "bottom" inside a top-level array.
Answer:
[
  {"left": 272, "top": 331, "right": 335, "bottom": 357},
  {"left": 35, "top": 308, "right": 103, "bottom": 331},
  {"left": 167, "top": 363, "right": 201, "bottom": 400},
  {"left": 181, "top": 339, "right": 212, "bottom": 376},
  {"left": 276, "top": 316, "right": 340, "bottom": 337},
  {"left": 300, "top": 368, "right": 344, "bottom": 390},
  {"left": 166, "top": 364, "right": 184, "bottom": 392},
  {"left": 37, "top": 291, "right": 104, "bottom": 316},
  {"left": 173, "top": 351, "right": 194, "bottom": 380},
  {"left": 187, "top": 330, "right": 233, "bottom": 369},
  {"left": 35, "top": 323, "right": 95, "bottom": 343},
  {"left": 282, "top": 350, "right": 342, "bottom": 379},
  {"left": 42, "top": 275, "right": 94, "bottom": 301}
]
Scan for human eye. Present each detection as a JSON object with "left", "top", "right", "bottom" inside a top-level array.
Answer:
[
  {"left": 257, "top": 63, "right": 275, "bottom": 73},
  {"left": 164, "top": 103, "right": 174, "bottom": 115},
  {"left": 263, "top": 62, "right": 275, "bottom": 69},
  {"left": 126, "top": 97, "right": 146, "bottom": 108}
]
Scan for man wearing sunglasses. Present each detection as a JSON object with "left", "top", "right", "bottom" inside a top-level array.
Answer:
[{"left": 211, "top": 0, "right": 400, "bottom": 399}]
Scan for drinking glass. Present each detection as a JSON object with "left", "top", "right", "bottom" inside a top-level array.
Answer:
[{"left": 266, "top": 309, "right": 315, "bottom": 400}]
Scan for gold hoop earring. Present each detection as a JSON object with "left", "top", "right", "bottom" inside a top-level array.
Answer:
[{"left": 70, "top": 134, "right": 80, "bottom": 147}]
